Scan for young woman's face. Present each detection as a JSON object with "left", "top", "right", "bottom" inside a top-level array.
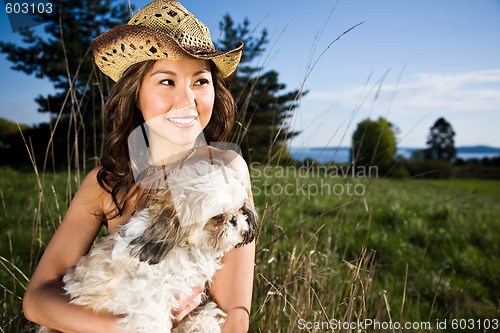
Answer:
[{"left": 137, "top": 58, "right": 215, "bottom": 146}]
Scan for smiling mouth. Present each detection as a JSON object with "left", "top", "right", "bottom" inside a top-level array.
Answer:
[{"left": 167, "top": 117, "right": 198, "bottom": 125}]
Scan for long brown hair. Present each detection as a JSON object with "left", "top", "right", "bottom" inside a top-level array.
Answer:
[{"left": 97, "top": 60, "right": 236, "bottom": 219}]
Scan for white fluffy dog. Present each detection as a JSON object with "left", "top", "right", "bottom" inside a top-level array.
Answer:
[{"left": 39, "top": 160, "right": 258, "bottom": 333}]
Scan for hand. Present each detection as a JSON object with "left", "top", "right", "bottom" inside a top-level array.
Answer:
[{"left": 171, "top": 281, "right": 206, "bottom": 327}]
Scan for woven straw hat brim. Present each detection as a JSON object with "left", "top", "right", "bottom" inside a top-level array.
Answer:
[{"left": 92, "top": 24, "right": 243, "bottom": 83}]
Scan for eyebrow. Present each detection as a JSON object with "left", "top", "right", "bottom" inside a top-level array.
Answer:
[{"left": 150, "top": 68, "right": 210, "bottom": 77}]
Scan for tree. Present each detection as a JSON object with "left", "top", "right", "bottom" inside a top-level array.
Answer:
[
  {"left": 425, "top": 117, "right": 456, "bottom": 161},
  {"left": 0, "top": 118, "right": 29, "bottom": 150},
  {"left": 0, "top": 0, "right": 129, "bottom": 116},
  {"left": 0, "top": 1, "right": 130, "bottom": 170},
  {"left": 217, "top": 15, "right": 302, "bottom": 164},
  {"left": 351, "top": 117, "right": 397, "bottom": 174}
]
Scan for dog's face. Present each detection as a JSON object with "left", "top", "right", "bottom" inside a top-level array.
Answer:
[
  {"left": 129, "top": 161, "right": 258, "bottom": 264},
  {"left": 190, "top": 201, "right": 257, "bottom": 254}
]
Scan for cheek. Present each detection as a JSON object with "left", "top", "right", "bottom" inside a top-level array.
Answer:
[
  {"left": 138, "top": 90, "right": 171, "bottom": 122},
  {"left": 197, "top": 89, "right": 215, "bottom": 125}
]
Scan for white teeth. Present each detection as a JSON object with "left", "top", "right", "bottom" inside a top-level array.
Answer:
[{"left": 168, "top": 117, "right": 197, "bottom": 124}]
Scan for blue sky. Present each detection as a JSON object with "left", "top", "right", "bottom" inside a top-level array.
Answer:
[{"left": 0, "top": 0, "right": 499, "bottom": 148}]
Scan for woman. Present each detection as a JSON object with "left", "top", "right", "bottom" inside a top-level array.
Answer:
[{"left": 22, "top": 1, "right": 254, "bottom": 332}]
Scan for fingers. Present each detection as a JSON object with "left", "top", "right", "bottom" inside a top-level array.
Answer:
[
  {"left": 172, "top": 281, "right": 206, "bottom": 327},
  {"left": 172, "top": 294, "right": 202, "bottom": 327},
  {"left": 192, "top": 281, "right": 206, "bottom": 297}
]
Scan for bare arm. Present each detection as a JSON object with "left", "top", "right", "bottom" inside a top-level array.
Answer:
[
  {"left": 211, "top": 242, "right": 255, "bottom": 333},
  {"left": 23, "top": 167, "right": 127, "bottom": 333},
  {"left": 210, "top": 152, "right": 257, "bottom": 333},
  {"left": 23, "top": 167, "right": 206, "bottom": 332}
]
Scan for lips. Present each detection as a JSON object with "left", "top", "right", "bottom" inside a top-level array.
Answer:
[{"left": 166, "top": 116, "right": 198, "bottom": 128}]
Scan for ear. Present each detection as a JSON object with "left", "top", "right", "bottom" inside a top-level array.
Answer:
[
  {"left": 129, "top": 200, "right": 188, "bottom": 265},
  {"left": 237, "top": 201, "right": 259, "bottom": 247}
]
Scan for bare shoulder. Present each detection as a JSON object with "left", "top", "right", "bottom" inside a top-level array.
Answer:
[
  {"left": 75, "top": 166, "right": 107, "bottom": 203},
  {"left": 63, "top": 167, "right": 108, "bottom": 222},
  {"left": 79, "top": 167, "right": 130, "bottom": 225},
  {"left": 81, "top": 166, "right": 103, "bottom": 187},
  {"left": 208, "top": 146, "right": 255, "bottom": 206},
  {"left": 208, "top": 146, "right": 245, "bottom": 168},
  {"left": 63, "top": 166, "right": 121, "bottom": 227},
  {"left": 211, "top": 147, "right": 249, "bottom": 177}
]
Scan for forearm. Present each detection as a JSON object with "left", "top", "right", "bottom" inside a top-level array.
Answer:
[
  {"left": 212, "top": 242, "right": 255, "bottom": 333},
  {"left": 23, "top": 278, "right": 126, "bottom": 333}
]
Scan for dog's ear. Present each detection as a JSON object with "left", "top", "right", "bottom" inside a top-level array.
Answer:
[
  {"left": 237, "top": 202, "right": 259, "bottom": 247},
  {"left": 129, "top": 194, "right": 188, "bottom": 265}
]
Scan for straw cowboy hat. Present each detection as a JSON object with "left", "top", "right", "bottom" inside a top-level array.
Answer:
[{"left": 92, "top": 0, "right": 243, "bottom": 84}]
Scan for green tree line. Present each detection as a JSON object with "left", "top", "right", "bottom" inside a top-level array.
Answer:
[{"left": 350, "top": 116, "right": 500, "bottom": 179}]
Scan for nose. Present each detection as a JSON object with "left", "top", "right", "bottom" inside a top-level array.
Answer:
[{"left": 173, "top": 84, "right": 196, "bottom": 110}]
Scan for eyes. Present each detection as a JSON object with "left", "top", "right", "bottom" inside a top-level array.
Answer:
[
  {"left": 195, "top": 78, "right": 210, "bottom": 86},
  {"left": 212, "top": 214, "right": 225, "bottom": 222},
  {"left": 211, "top": 209, "right": 244, "bottom": 226},
  {"left": 160, "top": 79, "right": 174, "bottom": 86},
  {"left": 160, "top": 78, "right": 210, "bottom": 86}
]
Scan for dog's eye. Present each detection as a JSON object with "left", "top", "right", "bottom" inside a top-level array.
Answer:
[
  {"left": 212, "top": 214, "right": 225, "bottom": 222},
  {"left": 230, "top": 215, "right": 237, "bottom": 226}
]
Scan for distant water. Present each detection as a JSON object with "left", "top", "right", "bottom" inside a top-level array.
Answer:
[{"left": 289, "top": 146, "right": 500, "bottom": 164}]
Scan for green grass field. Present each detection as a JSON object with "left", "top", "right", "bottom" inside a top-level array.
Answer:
[{"left": 1, "top": 165, "right": 499, "bottom": 332}]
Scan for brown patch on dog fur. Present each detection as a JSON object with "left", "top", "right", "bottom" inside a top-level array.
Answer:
[
  {"left": 237, "top": 202, "right": 258, "bottom": 247},
  {"left": 129, "top": 189, "right": 193, "bottom": 264}
]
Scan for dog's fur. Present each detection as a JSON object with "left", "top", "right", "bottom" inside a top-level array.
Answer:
[{"left": 39, "top": 160, "right": 258, "bottom": 333}]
